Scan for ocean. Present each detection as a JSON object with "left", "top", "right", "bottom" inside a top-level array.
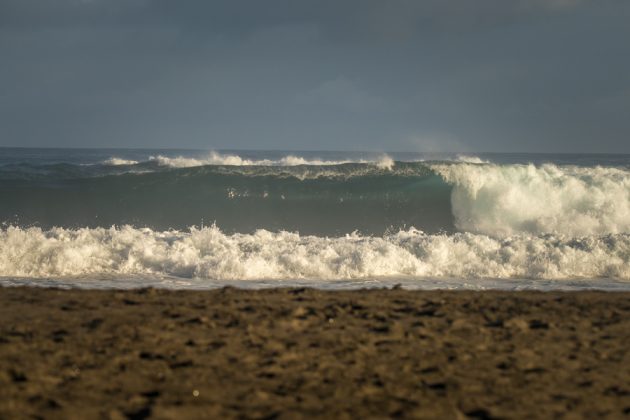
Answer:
[{"left": 0, "top": 148, "right": 628, "bottom": 291}]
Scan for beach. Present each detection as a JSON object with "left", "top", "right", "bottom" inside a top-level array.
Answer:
[
  {"left": 3, "top": 0, "right": 630, "bottom": 416},
  {"left": 1, "top": 287, "right": 629, "bottom": 419}
]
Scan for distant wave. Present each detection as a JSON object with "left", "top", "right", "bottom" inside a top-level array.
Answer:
[
  {"left": 141, "top": 151, "right": 396, "bottom": 169},
  {"left": 0, "top": 226, "right": 627, "bottom": 280},
  {"left": 95, "top": 151, "right": 488, "bottom": 173},
  {"left": 96, "top": 151, "right": 486, "bottom": 170}
]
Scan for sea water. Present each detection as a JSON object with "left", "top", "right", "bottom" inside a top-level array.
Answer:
[{"left": 0, "top": 148, "right": 628, "bottom": 290}]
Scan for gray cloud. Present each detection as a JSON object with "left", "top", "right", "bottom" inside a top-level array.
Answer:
[{"left": 0, "top": 0, "right": 629, "bottom": 152}]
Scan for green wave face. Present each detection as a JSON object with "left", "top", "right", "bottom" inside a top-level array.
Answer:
[{"left": 0, "top": 163, "right": 454, "bottom": 235}]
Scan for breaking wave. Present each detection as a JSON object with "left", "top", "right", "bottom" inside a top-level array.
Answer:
[
  {"left": 142, "top": 151, "right": 395, "bottom": 169},
  {"left": 93, "top": 159, "right": 630, "bottom": 238},
  {"left": 0, "top": 226, "right": 628, "bottom": 281},
  {"left": 1, "top": 156, "right": 629, "bottom": 238},
  {"left": 433, "top": 163, "right": 630, "bottom": 237}
]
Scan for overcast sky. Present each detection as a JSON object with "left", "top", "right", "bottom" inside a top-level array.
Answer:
[{"left": 1, "top": 0, "right": 629, "bottom": 152}]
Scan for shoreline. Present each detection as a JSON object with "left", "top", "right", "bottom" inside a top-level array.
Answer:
[
  {"left": 3, "top": 276, "right": 630, "bottom": 292},
  {"left": 1, "top": 287, "right": 629, "bottom": 418}
]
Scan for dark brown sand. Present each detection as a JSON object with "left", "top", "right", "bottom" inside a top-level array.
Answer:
[{"left": 1, "top": 287, "right": 629, "bottom": 419}]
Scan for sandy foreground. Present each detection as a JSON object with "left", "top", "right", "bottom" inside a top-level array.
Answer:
[{"left": 0, "top": 287, "right": 629, "bottom": 419}]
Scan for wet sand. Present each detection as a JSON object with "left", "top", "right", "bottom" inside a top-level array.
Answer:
[{"left": 1, "top": 287, "right": 629, "bottom": 419}]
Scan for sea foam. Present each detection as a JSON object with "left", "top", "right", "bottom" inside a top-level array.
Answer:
[{"left": 0, "top": 226, "right": 627, "bottom": 281}]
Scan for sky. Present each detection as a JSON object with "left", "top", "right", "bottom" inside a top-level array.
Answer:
[{"left": 1, "top": 0, "right": 629, "bottom": 152}]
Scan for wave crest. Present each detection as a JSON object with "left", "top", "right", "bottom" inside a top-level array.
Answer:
[{"left": 146, "top": 151, "right": 395, "bottom": 168}]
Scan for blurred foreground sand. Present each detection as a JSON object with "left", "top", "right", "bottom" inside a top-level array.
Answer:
[{"left": 1, "top": 287, "right": 629, "bottom": 419}]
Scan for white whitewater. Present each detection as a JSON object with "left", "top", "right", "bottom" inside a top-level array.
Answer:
[
  {"left": 433, "top": 163, "right": 630, "bottom": 237},
  {"left": 0, "top": 226, "right": 627, "bottom": 282}
]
